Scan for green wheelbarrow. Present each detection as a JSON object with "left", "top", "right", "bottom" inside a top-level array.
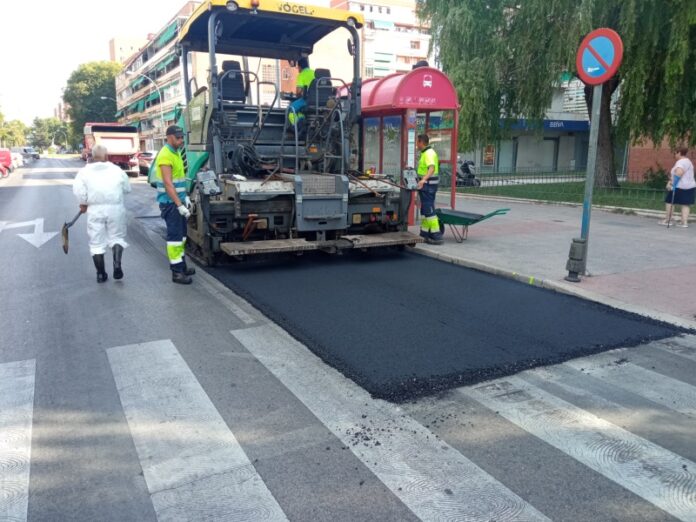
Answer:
[{"left": 435, "top": 208, "right": 510, "bottom": 243}]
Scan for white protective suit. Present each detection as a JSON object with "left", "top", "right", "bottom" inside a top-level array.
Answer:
[{"left": 73, "top": 161, "right": 131, "bottom": 255}]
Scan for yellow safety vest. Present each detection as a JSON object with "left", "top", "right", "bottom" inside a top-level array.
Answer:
[{"left": 417, "top": 146, "right": 439, "bottom": 183}]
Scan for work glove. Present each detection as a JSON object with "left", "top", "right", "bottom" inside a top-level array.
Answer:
[
  {"left": 177, "top": 205, "right": 191, "bottom": 219},
  {"left": 185, "top": 196, "right": 192, "bottom": 208}
]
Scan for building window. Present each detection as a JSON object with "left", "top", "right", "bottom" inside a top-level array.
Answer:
[
  {"left": 410, "top": 41, "right": 420, "bottom": 50},
  {"left": 282, "top": 68, "right": 290, "bottom": 80},
  {"left": 365, "top": 66, "right": 374, "bottom": 78},
  {"left": 386, "top": 7, "right": 390, "bottom": 14},
  {"left": 359, "top": 4, "right": 364, "bottom": 10},
  {"left": 262, "top": 64, "right": 275, "bottom": 82}
]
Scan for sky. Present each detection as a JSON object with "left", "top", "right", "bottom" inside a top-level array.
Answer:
[{"left": 0, "top": 0, "right": 331, "bottom": 125}]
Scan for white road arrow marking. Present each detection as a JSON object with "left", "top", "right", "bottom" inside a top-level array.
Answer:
[{"left": 0, "top": 218, "right": 58, "bottom": 248}]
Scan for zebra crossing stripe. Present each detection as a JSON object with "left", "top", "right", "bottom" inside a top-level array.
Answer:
[
  {"left": 463, "top": 375, "right": 696, "bottom": 522},
  {"left": 231, "top": 325, "right": 550, "bottom": 522},
  {"left": 657, "top": 336, "right": 696, "bottom": 363},
  {"left": 0, "top": 359, "right": 36, "bottom": 522},
  {"left": 564, "top": 353, "right": 696, "bottom": 419},
  {"left": 107, "top": 340, "right": 287, "bottom": 521}
]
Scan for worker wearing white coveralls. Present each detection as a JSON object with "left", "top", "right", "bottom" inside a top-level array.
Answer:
[{"left": 73, "top": 144, "right": 131, "bottom": 283}]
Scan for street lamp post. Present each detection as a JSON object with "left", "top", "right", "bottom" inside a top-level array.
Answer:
[{"left": 126, "top": 71, "right": 165, "bottom": 148}]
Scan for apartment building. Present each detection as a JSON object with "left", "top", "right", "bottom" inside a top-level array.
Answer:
[
  {"left": 330, "top": 0, "right": 431, "bottom": 78},
  {"left": 109, "top": 37, "right": 148, "bottom": 65},
  {"left": 113, "top": 2, "right": 205, "bottom": 150}
]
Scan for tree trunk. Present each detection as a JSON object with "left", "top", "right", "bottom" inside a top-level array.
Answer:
[{"left": 584, "top": 79, "right": 619, "bottom": 188}]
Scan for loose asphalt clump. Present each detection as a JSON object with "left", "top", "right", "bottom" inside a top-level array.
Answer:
[{"left": 209, "top": 250, "right": 685, "bottom": 402}]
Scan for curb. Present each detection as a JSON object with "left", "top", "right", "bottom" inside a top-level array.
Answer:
[
  {"left": 442, "top": 192, "right": 681, "bottom": 221},
  {"left": 411, "top": 245, "right": 696, "bottom": 331}
]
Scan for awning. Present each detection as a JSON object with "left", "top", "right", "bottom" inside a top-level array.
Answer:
[
  {"left": 130, "top": 76, "right": 145, "bottom": 89},
  {"left": 373, "top": 20, "right": 395, "bottom": 30},
  {"left": 361, "top": 67, "right": 459, "bottom": 112},
  {"left": 157, "top": 22, "right": 178, "bottom": 48},
  {"left": 145, "top": 91, "right": 160, "bottom": 103},
  {"left": 114, "top": 110, "right": 123, "bottom": 118},
  {"left": 162, "top": 110, "right": 177, "bottom": 121},
  {"left": 128, "top": 99, "right": 145, "bottom": 113},
  {"left": 155, "top": 54, "right": 177, "bottom": 72}
]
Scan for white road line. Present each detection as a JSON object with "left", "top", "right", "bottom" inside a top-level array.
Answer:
[
  {"left": 107, "top": 340, "right": 286, "bottom": 521},
  {"left": 0, "top": 359, "right": 36, "bottom": 522},
  {"left": 657, "top": 336, "right": 696, "bottom": 363},
  {"left": 564, "top": 353, "right": 696, "bottom": 419},
  {"left": 231, "top": 325, "right": 550, "bottom": 522},
  {"left": 463, "top": 376, "right": 696, "bottom": 522},
  {"left": 196, "top": 272, "right": 256, "bottom": 326}
]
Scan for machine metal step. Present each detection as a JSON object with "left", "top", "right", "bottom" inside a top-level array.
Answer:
[{"left": 220, "top": 231, "right": 422, "bottom": 257}]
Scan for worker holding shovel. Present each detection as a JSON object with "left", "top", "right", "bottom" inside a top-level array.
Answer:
[{"left": 72, "top": 144, "right": 131, "bottom": 282}]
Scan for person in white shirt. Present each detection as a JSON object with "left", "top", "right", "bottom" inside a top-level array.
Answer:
[
  {"left": 73, "top": 144, "right": 132, "bottom": 282},
  {"left": 660, "top": 146, "right": 695, "bottom": 228}
]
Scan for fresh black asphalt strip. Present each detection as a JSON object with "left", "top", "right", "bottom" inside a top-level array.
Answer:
[{"left": 208, "top": 250, "right": 683, "bottom": 402}]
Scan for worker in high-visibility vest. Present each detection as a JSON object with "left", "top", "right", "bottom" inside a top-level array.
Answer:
[
  {"left": 154, "top": 125, "right": 196, "bottom": 284},
  {"left": 416, "top": 134, "right": 444, "bottom": 245},
  {"left": 287, "top": 57, "right": 315, "bottom": 130}
]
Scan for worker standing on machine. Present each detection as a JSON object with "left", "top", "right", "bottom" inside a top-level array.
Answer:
[
  {"left": 287, "top": 57, "right": 315, "bottom": 131},
  {"left": 416, "top": 134, "right": 444, "bottom": 245},
  {"left": 154, "top": 125, "right": 196, "bottom": 284}
]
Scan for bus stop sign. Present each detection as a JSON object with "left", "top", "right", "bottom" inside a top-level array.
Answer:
[{"left": 576, "top": 28, "right": 623, "bottom": 85}]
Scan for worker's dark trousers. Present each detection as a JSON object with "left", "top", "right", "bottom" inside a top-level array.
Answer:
[
  {"left": 160, "top": 203, "right": 187, "bottom": 273},
  {"left": 419, "top": 184, "right": 443, "bottom": 239}
]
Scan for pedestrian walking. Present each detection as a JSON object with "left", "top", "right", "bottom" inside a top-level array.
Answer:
[
  {"left": 153, "top": 125, "right": 196, "bottom": 284},
  {"left": 660, "top": 146, "right": 695, "bottom": 228},
  {"left": 72, "top": 144, "right": 131, "bottom": 283},
  {"left": 416, "top": 134, "right": 444, "bottom": 244}
]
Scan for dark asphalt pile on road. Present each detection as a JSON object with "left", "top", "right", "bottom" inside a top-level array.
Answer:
[{"left": 209, "top": 251, "right": 682, "bottom": 402}]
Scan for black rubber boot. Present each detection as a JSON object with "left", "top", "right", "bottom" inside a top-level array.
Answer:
[
  {"left": 172, "top": 271, "right": 193, "bottom": 285},
  {"left": 92, "top": 254, "right": 108, "bottom": 283},
  {"left": 112, "top": 244, "right": 124, "bottom": 280},
  {"left": 182, "top": 257, "right": 196, "bottom": 276}
]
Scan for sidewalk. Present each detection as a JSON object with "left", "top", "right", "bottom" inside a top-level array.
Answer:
[{"left": 413, "top": 194, "right": 696, "bottom": 326}]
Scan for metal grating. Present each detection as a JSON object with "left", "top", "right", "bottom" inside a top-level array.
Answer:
[{"left": 302, "top": 175, "right": 337, "bottom": 194}]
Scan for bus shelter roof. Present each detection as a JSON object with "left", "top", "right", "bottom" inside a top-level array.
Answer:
[
  {"left": 361, "top": 67, "right": 459, "bottom": 113},
  {"left": 178, "top": 0, "right": 363, "bottom": 60}
]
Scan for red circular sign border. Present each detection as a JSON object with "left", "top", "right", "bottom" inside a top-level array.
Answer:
[{"left": 575, "top": 28, "right": 624, "bottom": 85}]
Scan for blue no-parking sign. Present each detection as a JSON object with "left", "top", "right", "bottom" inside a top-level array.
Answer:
[{"left": 576, "top": 28, "right": 623, "bottom": 85}]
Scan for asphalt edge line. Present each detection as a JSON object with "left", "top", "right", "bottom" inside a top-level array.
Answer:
[{"left": 410, "top": 245, "right": 696, "bottom": 331}]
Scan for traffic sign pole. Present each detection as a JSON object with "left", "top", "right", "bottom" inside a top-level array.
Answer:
[{"left": 565, "top": 28, "right": 623, "bottom": 283}]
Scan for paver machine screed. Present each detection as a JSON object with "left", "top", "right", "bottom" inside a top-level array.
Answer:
[{"left": 164, "top": 0, "right": 421, "bottom": 264}]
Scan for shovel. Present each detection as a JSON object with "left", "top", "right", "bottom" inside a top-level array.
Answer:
[{"left": 61, "top": 211, "right": 83, "bottom": 254}]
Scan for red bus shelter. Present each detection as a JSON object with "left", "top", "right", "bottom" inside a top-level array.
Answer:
[{"left": 359, "top": 67, "right": 460, "bottom": 217}]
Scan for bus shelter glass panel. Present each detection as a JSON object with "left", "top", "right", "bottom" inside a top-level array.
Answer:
[
  {"left": 382, "top": 116, "right": 402, "bottom": 178},
  {"left": 428, "top": 110, "right": 455, "bottom": 130},
  {"left": 363, "top": 117, "right": 380, "bottom": 173},
  {"left": 428, "top": 129, "right": 452, "bottom": 162}
]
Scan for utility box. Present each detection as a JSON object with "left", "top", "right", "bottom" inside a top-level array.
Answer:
[{"left": 565, "top": 237, "right": 587, "bottom": 281}]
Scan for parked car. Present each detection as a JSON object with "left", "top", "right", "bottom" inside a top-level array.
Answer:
[
  {"left": 22, "top": 146, "right": 40, "bottom": 160},
  {"left": 10, "top": 147, "right": 24, "bottom": 169},
  {"left": 137, "top": 150, "right": 157, "bottom": 175},
  {"left": 0, "top": 148, "right": 13, "bottom": 175}
]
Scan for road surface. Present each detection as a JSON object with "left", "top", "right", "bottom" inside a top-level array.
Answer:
[{"left": 1, "top": 158, "right": 695, "bottom": 521}]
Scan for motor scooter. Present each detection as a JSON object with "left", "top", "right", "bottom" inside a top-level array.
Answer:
[{"left": 456, "top": 160, "right": 481, "bottom": 187}]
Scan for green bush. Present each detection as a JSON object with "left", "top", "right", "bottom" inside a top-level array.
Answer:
[{"left": 644, "top": 167, "right": 669, "bottom": 189}]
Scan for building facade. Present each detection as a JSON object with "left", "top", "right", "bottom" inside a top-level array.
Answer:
[
  {"left": 113, "top": 2, "right": 205, "bottom": 150},
  {"left": 109, "top": 37, "right": 148, "bottom": 65}
]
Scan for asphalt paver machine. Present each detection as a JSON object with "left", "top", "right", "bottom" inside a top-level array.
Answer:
[{"left": 167, "top": 0, "right": 421, "bottom": 264}]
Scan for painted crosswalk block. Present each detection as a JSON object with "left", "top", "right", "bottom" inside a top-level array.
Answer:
[
  {"left": 107, "top": 340, "right": 287, "bottom": 521},
  {"left": 0, "top": 359, "right": 36, "bottom": 522},
  {"left": 462, "top": 375, "right": 696, "bottom": 522},
  {"left": 5, "top": 333, "right": 696, "bottom": 521}
]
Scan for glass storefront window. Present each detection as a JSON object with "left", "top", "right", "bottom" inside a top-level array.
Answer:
[
  {"left": 428, "top": 129, "right": 452, "bottom": 162},
  {"left": 382, "top": 116, "right": 402, "bottom": 177},
  {"left": 363, "top": 117, "right": 380, "bottom": 173}
]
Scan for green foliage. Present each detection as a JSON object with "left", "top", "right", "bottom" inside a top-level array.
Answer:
[
  {"left": 29, "top": 117, "right": 68, "bottom": 150},
  {"left": 0, "top": 108, "right": 28, "bottom": 147},
  {"left": 418, "top": 0, "right": 696, "bottom": 148},
  {"left": 62, "top": 61, "right": 121, "bottom": 139},
  {"left": 643, "top": 167, "right": 669, "bottom": 189}
]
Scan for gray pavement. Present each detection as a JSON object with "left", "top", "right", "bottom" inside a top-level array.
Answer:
[
  {"left": 2, "top": 158, "right": 696, "bottom": 521},
  {"left": 415, "top": 193, "right": 696, "bottom": 323}
]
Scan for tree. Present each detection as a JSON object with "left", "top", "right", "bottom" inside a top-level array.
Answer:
[
  {"left": 419, "top": 0, "right": 696, "bottom": 187},
  {"left": 62, "top": 61, "right": 121, "bottom": 139},
  {"left": 0, "top": 109, "right": 29, "bottom": 147},
  {"left": 30, "top": 117, "right": 67, "bottom": 151}
]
